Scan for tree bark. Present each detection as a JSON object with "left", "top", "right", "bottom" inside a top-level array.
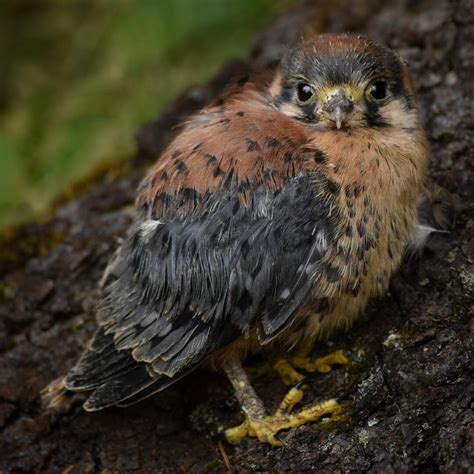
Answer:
[{"left": 1, "top": 0, "right": 472, "bottom": 472}]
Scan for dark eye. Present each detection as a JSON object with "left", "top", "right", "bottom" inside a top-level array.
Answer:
[
  {"left": 297, "top": 83, "right": 313, "bottom": 102},
  {"left": 368, "top": 80, "right": 388, "bottom": 100}
]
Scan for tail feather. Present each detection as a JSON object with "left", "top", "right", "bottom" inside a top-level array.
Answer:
[
  {"left": 64, "top": 329, "right": 136, "bottom": 390},
  {"left": 116, "top": 364, "right": 199, "bottom": 407},
  {"left": 83, "top": 364, "right": 158, "bottom": 411},
  {"left": 57, "top": 328, "right": 202, "bottom": 411}
]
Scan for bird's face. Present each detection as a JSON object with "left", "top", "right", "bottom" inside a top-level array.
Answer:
[{"left": 270, "top": 34, "right": 417, "bottom": 131}]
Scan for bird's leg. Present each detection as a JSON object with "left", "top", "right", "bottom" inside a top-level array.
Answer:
[
  {"left": 223, "top": 357, "right": 344, "bottom": 446},
  {"left": 270, "top": 350, "right": 352, "bottom": 421},
  {"left": 223, "top": 357, "right": 267, "bottom": 444}
]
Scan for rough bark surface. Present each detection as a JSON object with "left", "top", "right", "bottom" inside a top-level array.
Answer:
[{"left": 1, "top": 0, "right": 472, "bottom": 472}]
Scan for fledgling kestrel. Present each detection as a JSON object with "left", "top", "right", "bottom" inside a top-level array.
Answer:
[{"left": 47, "top": 34, "right": 430, "bottom": 445}]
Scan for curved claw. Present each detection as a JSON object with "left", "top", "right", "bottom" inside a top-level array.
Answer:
[{"left": 294, "top": 377, "right": 310, "bottom": 390}]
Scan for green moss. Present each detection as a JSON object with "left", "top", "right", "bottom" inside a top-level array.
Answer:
[
  {"left": 0, "top": 220, "right": 67, "bottom": 274},
  {"left": 0, "top": 0, "right": 291, "bottom": 227},
  {"left": 52, "top": 154, "right": 133, "bottom": 207}
]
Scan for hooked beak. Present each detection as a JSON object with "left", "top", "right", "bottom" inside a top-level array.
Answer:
[{"left": 321, "top": 90, "right": 354, "bottom": 129}]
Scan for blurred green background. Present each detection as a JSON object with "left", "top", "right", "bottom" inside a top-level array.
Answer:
[{"left": 0, "top": 0, "right": 289, "bottom": 228}]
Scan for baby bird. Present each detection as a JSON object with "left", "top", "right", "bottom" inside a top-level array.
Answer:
[{"left": 52, "top": 34, "right": 429, "bottom": 445}]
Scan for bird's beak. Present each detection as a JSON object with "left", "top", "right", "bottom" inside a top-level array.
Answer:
[{"left": 321, "top": 89, "right": 354, "bottom": 129}]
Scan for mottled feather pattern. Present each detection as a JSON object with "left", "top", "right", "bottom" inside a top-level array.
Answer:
[
  {"left": 63, "top": 34, "right": 429, "bottom": 413},
  {"left": 65, "top": 91, "right": 342, "bottom": 408}
]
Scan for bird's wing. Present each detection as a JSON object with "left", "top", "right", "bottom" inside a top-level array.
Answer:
[{"left": 65, "top": 91, "right": 340, "bottom": 410}]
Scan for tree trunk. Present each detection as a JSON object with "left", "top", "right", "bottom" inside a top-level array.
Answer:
[{"left": 1, "top": 0, "right": 472, "bottom": 472}]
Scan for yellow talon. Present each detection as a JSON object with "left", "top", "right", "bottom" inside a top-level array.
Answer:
[
  {"left": 275, "top": 385, "right": 305, "bottom": 416},
  {"left": 274, "top": 359, "right": 305, "bottom": 385},
  {"left": 225, "top": 398, "right": 344, "bottom": 446},
  {"left": 224, "top": 351, "right": 355, "bottom": 446},
  {"left": 292, "top": 349, "right": 352, "bottom": 373},
  {"left": 225, "top": 419, "right": 249, "bottom": 444}
]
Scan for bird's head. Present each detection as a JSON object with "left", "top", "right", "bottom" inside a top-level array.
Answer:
[{"left": 270, "top": 34, "right": 417, "bottom": 130}]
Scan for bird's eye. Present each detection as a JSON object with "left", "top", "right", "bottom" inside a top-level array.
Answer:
[
  {"left": 297, "top": 83, "right": 314, "bottom": 102},
  {"left": 367, "top": 80, "right": 388, "bottom": 100}
]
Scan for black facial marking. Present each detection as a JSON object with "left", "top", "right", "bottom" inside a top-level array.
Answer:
[
  {"left": 283, "top": 152, "right": 293, "bottom": 163},
  {"left": 364, "top": 101, "right": 389, "bottom": 127},
  {"left": 296, "top": 103, "right": 316, "bottom": 122},
  {"left": 161, "top": 171, "right": 168, "bottom": 181},
  {"left": 276, "top": 37, "right": 411, "bottom": 130},
  {"left": 219, "top": 117, "right": 231, "bottom": 124},
  {"left": 246, "top": 139, "right": 261, "bottom": 152},
  {"left": 235, "top": 111, "right": 245, "bottom": 117}
]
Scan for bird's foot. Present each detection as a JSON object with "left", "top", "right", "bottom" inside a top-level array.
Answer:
[
  {"left": 273, "top": 359, "right": 306, "bottom": 385},
  {"left": 247, "top": 350, "right": 356, "bottom": 386},
  {"left": 273, "top": 349, "right": 355, "bottom": 387},
  {"left": 223, "top": 353, "right": 352, "bottom": 446},
  {"left": 225, "top": 396, "right": 343, "bottom": 446},
  {"left": 291, "top": 349, "right": 356, "bottom": 374}
]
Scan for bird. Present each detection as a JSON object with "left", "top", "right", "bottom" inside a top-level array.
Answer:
[{"left": 45, "top": 33, "right": 430, "bottom": 446}]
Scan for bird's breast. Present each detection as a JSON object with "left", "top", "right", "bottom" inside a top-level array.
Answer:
[{"left": 286, "top": 126, "right": 426, "bottom": 344}]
